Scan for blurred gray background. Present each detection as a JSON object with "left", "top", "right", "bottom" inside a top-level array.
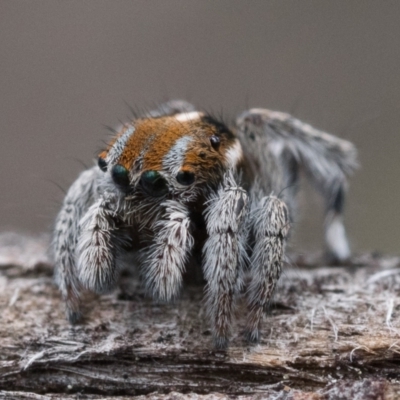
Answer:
[{"left": 1, "top": 1, "right": 399, "bottom": 255}]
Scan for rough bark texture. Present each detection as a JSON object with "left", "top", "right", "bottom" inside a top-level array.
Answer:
[{"left": 1, "top": 232, "right": 400, "bottom": 399}]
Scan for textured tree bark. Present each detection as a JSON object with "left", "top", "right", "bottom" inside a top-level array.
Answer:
[{"left": 0, "top": 232, "right": 400, "bottom": 399}]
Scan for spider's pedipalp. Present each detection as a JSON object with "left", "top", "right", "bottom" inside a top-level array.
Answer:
[
  {"left": 142, "top": 200, "right": 194, "bottom": 301},
  {"left": 203, "top": 171, "right": 248, "bottom": 349},
  {"left": 245, "top": 195, "right": 290, "bottom": 343},
  {"left": 53, "top": 166, "right": 101, "bottom": 322}
]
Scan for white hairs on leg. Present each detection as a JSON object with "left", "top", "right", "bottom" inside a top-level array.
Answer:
[
  {"left": 52, "top": 166, "right": 100, "bottom": 322},
  {"left": 246, "top": 195, "right": 289, "bottom": 343},
  {"left": 236, "top": 108, "right": 357, "bottom": 263},
  {"left": 203, "top": 172, "right": 248, "bottom": 349},
  {"left": 325, "top": 211, "right": 351, "bottom": 262},
  {"left": 77, "top": 194, "right": 127, "bottom": 294},
  {"left": 143, "top": 200, "right": 194, "bottom": 301}
]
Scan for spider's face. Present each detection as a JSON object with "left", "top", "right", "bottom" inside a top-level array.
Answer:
[{"left": 99, "top": 112, "right": 243, "bottom": 201}]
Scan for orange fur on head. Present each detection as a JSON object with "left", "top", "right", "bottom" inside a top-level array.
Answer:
[{"left": 100, "top": 114, "right": 242, "bottom": 182}]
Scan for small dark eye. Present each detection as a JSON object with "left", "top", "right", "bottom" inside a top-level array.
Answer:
[
  {"left": 98, "top": 157, "right": 107, "bottom": 172},
  {"left": 111, "top": 164, "right": 130, "bottom": 187},
  {"left": 210, "top": 135, "right": 220, "bottom": 150},
  {"left": 176, "top": 171, "right": 195, "bottom": 186}
]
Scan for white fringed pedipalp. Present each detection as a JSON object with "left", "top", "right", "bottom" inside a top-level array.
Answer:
[
  {"left": 202, "top": 172, "right": 248, "bottom": 349},
  {"left": 142, "top": 200, "right": 194, "bottom": 301},
  {"left": 245, "top": 195, "right": 290, "bottom": 343}
]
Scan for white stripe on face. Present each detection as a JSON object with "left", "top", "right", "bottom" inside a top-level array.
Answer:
[
  {"left": 162, "top": 136, "right": 194, "bottom": 175},
  {"left": 225, "top": 139, "right": 243, "bottom": 169},
  {"left": 106, "top": 125, "right": 135, "bottom": 164}
]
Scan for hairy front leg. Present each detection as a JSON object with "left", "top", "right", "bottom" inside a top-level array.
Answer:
[
  {"left": 143, "top": 200, "right": 194, "bottom": 301},
  {"left": 77, "top": 193, "right": 129, "bottom": 294},
  {"left": 246, "top": 195, "right": 289, "bottom": 343},
  {"left": 203, "top": 173, "right": 248, "bottom": 349},
  {"left": 53, "top": 167, "right": 100, "bottom": 323}
]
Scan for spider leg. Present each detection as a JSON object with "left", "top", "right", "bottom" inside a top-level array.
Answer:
[
  {"left": 142, "top": 200, "right": 194, "bottom": 301},
  {"left": 203, "top": 172, "right": 248, "bottom": 349},
  {"left": 322, "top": 180, "right": 351, "bottom": 262},
  {"left": 237, "top": 109, "right": 357, "bottom": 262},
  {"left": 53, "top": 166, "right": 100, "bottom": 323},
  {"left": 77, "top": 193, "right": 129, "bottom": 295},
  {"left": 245, "top": 194, "right": 290, "bottom": 343}
]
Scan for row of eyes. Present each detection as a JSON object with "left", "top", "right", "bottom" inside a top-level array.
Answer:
[{"left": 98, "top": 134, "right": 221, "bottom": 196}]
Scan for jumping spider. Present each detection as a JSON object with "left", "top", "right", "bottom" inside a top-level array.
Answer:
[{"left": 53, "top": 100, "right": 357, "bottom": 348}]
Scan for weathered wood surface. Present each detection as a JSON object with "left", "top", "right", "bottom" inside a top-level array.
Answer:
[{"left": 1, "top": 232, "right": 400, "bottom": 399}]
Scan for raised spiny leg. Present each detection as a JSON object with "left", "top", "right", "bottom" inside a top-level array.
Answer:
[
  {"left": 203, "top": 172, "right": 248, "bottom": 349},
  {"left": 53, "top": 166, "right": 100, "bottom": 323},
  {"left": 237, "top": 108, "right": 357, "bottom": 263},
  {"left": 245, "top": 195, "right": 290, "bottom": 343},
  {"left": 142, "top": 200, "right": 194, "bottom": 301}
]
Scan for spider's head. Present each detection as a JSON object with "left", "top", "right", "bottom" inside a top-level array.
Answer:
[{"left": 98, "top": 112, "right": 243, "bottom": 201}]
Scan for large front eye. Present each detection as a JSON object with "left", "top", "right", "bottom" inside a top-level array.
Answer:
[
  {"left": 140, "top": 170, "right": 169, "bottom": 197},
  {"left": 176, "top": 170, "right": 195, "bottom": 186},
  {"left": 111, "top": 164, "right": 130, "bottom": 188}
]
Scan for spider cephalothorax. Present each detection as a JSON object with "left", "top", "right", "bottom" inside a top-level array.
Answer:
[
  {"left": 53, "top": 100, "right": 357, "bottom": 348},
  {"left": 101, "top": 111, "right": 240, "bottom": 201}
]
